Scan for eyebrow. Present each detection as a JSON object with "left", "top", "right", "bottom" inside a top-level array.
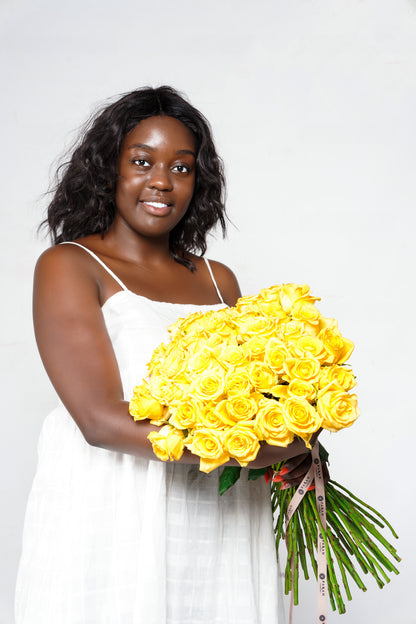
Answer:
[{"left": 127, "top": 143, "right": 196, "bottom": 157}]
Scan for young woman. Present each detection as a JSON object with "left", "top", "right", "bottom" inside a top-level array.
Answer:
[{"left": 16, "top": 86, "right": 313, "bottom": 623}]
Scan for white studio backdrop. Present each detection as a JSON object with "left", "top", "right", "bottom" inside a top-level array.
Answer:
[{"left": 1, "top": 0, "right": 415, "bottom": 622}]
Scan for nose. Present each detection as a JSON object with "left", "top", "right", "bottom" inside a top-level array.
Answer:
[{"left": 147, "top": 164, "right": 173, "bottom": 191}]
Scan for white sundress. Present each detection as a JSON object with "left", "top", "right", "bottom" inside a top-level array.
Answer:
[{"left": 15, "top": 244, "right": 281, "bottom": 624}]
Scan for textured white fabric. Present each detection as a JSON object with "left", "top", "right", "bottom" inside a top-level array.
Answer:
[{"left": 15, "top": 289, "right": 281, "bottom": 623}]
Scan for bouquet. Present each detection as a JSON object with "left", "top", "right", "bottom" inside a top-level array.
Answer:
[{"left": 129, "top": 283, "right": 400, "bottom": 615}]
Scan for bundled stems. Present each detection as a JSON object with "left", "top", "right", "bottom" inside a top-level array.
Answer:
[{"left": 271, "top": 478, "right": 400, "bottom": 615}]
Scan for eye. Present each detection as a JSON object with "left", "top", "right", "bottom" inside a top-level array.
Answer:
[
  {"left": 172, "top": 164, "right": 192, "bottom": 174},
  {"left": 132, "top": 159, "right": 150, "bottom": 168}
]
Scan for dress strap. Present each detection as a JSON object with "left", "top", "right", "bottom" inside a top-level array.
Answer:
[
  {"left": 60, "top": 242, "right": 128, "bottom": 291},
  {"left": 204, "top": 257, "right": 225, "bottom": 304}
]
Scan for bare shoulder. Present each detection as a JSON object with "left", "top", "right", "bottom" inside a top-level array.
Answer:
[
  {"left": 34, "top": 243, "right": 100, "bottom": 308},
  {"left": 206, "top": 259, "right": 242, "bottom": 307},
  {"left": 36, "top": 242, "right": 86, "bottom": 274}
]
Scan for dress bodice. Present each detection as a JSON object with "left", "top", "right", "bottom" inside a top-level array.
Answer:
[{"left": 100, "top": 289, "right": 226, "bottom": 400}]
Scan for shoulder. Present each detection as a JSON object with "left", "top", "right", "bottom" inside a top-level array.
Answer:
[
  {"left": 34, "top": 243, "right": 101, "bottom": 303},
  {"left": 36, "top": 243, "right": 86, "bottom": 280},
  {"left": 205, "top": 258, "right": 242, "bottom": 307},
  {"left": 35, "top": 238, "right": 105, "bottom": 278}
]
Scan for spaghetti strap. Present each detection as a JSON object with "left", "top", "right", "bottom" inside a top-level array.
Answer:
[
  {"left": 204, "top": 257, "right": 225, "bottom": 304},
  {"left": 60, "top": 242, "right": 128, "bottom": 291}
]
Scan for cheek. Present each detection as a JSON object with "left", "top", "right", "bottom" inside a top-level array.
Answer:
[
  {"left": 115, "top": 176, "right": 139, "bottom": 205},
  {"left": 180, "top": 178, "right": 196, "bottom": 209}
]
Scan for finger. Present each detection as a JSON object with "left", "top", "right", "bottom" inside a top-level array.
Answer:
[
  {"left": 279, "top": 461, "right": 330, "bottom": 488},
  {"left": 280, "top": 452, "right": 310, "bottom": 475}
]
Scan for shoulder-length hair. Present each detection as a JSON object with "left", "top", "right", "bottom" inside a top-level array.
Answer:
[{"left": 44, "top": 86, "right": 226, "bottom": 271}]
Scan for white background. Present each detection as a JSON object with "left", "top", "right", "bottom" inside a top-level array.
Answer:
[{"left": 1, "top": 0, "right": 415, "bottom": 622}]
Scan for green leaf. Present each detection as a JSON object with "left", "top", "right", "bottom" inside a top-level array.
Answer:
[
  {"left": 219, "top": 466, "right": 242, "bottom": 495},
  {"left": 319, "top": 442, "right": 330, "bottom": 463},
  {"left": 248, "top": 467, "right": 268, "bottom": 481}
]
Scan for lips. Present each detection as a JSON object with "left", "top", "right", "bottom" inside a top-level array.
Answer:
[{"left": 140, "top": 199, "right": 173, "bottom": 216}]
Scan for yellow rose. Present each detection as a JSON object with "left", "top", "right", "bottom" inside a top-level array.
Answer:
[
  {"left": 264, "top": 338, "right": 289, "bottom": 373},
  {"left": 258, "top": 285, "right": 283, "bottom": 302},
  {"left": 186, "top": 428, "right": 229, "bottom": 473},
  {"left": 293, "top": 336, "right": 327, "bottom": 362},
  {"left": 277, "top": 284, "right": 317, "bottom": 313},
  {"left": 159, "top": 347, "right": 187, "bottom": 379},
  {"left": 165, "top": 428, "right": 186, "bottom": 460},
  {"left": 187, "top": 346, "right": 217, "bottom": 374},
  {"left": 197, "top": 403, "right": 227, "bottom": 429},
  {"left": 223, "top": 424, "right": 261, "bottom": 466},
  {"left": 221, "top": 344, "right": 249, "bottom": 367},
  {"left": 147, "top": 342, "right": 167, "bottom": 375},
  {"left": 291, "top": 299, "right": 321, "bottom": 325},
  {"left": 317, "top": 390, "right": 359, "bottom": 432},
  {"left": 149, "top": 375, "right": 186, "bottom": 406},
  {"left": 215, "top": 394, "right": 258, "bottom": 426},
  {"left": 279, "top": 320, "right": 307, "bottom": 342},
  {"left": 234, "top": 294, "right": 263, "bottom": 314},
  {"left": 271, "top": 380, "right": 317, "bottom": 402},
  {"left": 282, "top": 397, "right": 322, "bottom": 446},
  {"left": 169, "top": 311, "right": 209, "bottom": 343},
  {"left": 204, "top": 309, "right": 235, "bottom": 338},
  {"left": 283, "top": 356, "right": 321, "bottom": 384},
  {"left": 149, "top": 410, "right": 170, "bottom": 427},
  {"left": 204, "top": 333, "right": 225, "bottom": 349},
  {"left": 256, "top": 300, "right": 288, "bottom": 319},
  {"left": 254, "top": 397, "right": 295, "bottom": 447},
  {"left": 191, "top": 367, "right": 225, "bottom": 402},
  {"left": 248, "top": 361, "right": 277, "bottom": 392},
  {"left": 169, "top": 400, "right": 200, "bottom": 430},
  {"left": 129, "top": 382, "right": 165, "bottom": 421},
  {"left": 148, "top": 425, "right": 185, "bottom": 461},
  {"left": 236, "top": 315, "right": 277, "bottom": 341},
  {"left": 224, "top": 368, "right": 253, "bottom": 396},
  {"left": 241, "top": 336, "right": 268, "bottom": 360},
  {"left": 318, "top": 366, "right": 356, "bottom": 392},
  {"left": 318, "top": 322, "right": 355, "bottom": 365}
]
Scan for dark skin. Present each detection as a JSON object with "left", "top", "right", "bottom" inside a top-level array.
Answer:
[{"left": 34, "top": 115, "right": 321, "bottom": 472}]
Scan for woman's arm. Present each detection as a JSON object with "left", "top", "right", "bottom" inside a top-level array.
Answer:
[{"left": 33, "top": 245, "right": 164, "bottom": 459}]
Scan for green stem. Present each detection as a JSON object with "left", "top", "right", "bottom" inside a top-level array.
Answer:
[
  {"left": 326, "top": 483, "right": 384, "bottom": 529},
  {"left": 327, "top": 487, "right": 400, "bottom": 564},
  {"left": 326, "top": 524, "right": 367, "bottom": 592},
  {"left": 333, "top": 502, "right": 400, "bottom": 575},
  {"left": 292, "top": 515, "right": 299, "bottom": 605},
  {"left": 299, "top": 505, "right": 318, "bottom": 579},
  {"left": 295, "top": 511, "right": 309, "bottom": 581},
  {"left": 329, "top": 480, "right": 399, "bottom": 539},
  {"left": 273, "top": 486, "right": 289, "bottom": 543},
  {"left": 326, "top": 505, "right": 371, "bottom": 575}
]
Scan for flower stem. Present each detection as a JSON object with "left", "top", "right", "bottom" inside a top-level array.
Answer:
[{"left": 329, "top": 481, "right": 399, "bottom": 539}]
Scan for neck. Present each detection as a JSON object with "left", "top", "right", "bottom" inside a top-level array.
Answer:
[{"left": 101, "top": 222, "right": 174, "bottom": 267}]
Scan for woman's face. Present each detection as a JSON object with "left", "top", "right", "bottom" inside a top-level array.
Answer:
[{"left": 114, "top": 115, "right": 196, "bottom": 241}]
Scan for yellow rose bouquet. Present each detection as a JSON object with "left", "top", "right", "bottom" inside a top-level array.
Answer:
[{"left": 129, "top": 283, "right": 400, "bottom": 615}]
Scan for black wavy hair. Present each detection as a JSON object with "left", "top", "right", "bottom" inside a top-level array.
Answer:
[{"left": 44, "top": 86, "right": 227, "bottom": 271}]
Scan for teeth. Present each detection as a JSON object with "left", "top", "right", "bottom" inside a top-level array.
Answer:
[{"left": 144, "top": 201, "right": 169, "bottom": 208}]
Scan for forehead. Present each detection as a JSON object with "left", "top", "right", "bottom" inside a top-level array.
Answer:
[{"left": 123, "top": 116, "right": 196, "bottom": 153}]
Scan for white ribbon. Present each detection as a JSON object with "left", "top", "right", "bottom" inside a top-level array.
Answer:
[{"left": 283, "top": 442, "right": 327, "bottom": 624}]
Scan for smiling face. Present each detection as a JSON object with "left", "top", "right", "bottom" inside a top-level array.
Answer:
[{"left": 113, "top": 115, "right": 197, "bottom": 242}]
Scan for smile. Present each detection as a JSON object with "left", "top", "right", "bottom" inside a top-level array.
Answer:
[
  {"left": 140, "top": 200, "right": 172, "bottom": 216},
  {"left": 142, "top": 201, "right": 169, "bottom": 208}
]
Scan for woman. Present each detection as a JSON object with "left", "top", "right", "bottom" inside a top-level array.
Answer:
[{"left": 16, "top": 86, "right": 312, "bottom": 623}]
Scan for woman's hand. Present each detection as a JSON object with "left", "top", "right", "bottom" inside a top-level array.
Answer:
[{"left": 273, "top": 448, "right": 330, "bottom": 490}]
